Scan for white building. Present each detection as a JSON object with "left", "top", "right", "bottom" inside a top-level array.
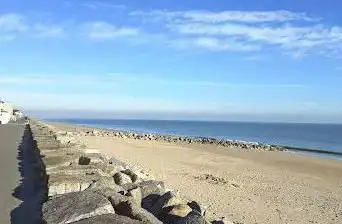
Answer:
[
  {"left": 13, "top": 110, "right": 23, "bottom": 120},
  {"left": 0, "top": 101, "right": 14, "bottom": 124}
]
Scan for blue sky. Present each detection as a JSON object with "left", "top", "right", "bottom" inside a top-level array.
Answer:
[{"left": 0, "top": 0, "right": 342, "bottom": 122}]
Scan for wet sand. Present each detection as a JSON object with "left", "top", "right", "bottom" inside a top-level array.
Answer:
[{"left": 50, "top": 122, "right": 342, "bottom": 224}]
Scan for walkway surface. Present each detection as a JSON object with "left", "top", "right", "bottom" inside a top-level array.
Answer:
[{"left": 0, "top": 124, "right": 25, "bottom": 223}]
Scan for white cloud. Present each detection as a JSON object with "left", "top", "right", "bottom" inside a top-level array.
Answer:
[
  {"left": 0, "top": 73, "right": 308, "bottom": 89},
  {"left": 32, "top": 24, "right": 65, "bottom": 38},
  {"left": 82, "top": 2, "right": 126, "bottom": 10},
  {"left": 131, "top": 9, "right": 342, "bottom": 57},
  {"left": 83, "top": 22, "right": 139, "bottom": 40},
  {"left": 0, "top": 13, "right": 67, "bottom": 40},
  {"left": 171, "top": 37, "right": 261, "bottom": 51},
  {"left": 106, "top": 73, "right": 307, "bottom": 88},
  {"left": 0, "top": 75, "right": 52, "bottom": 84},
  {"left": 0, "top": 35, "right": 15, "bottom": 42},
  {"left": 1, "top": 9, "right": 341, "bottom": 57},
  {"left": 0, "top": 13, "right": 27, "bottom": 41},
  {"left": 170, "top": 23, "right": 342, "bottom": 55},
  {"left": 0, "top": 13, "right": 28, "bottom": 32},
  {"left": 131, "top": 10, "right": 318, "bottom": 23},
  {"left": 242, "top": 55, "right": 267, "bottom": 61}
]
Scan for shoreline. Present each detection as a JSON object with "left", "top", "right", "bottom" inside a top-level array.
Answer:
[{"left": 46, "top": 120, "right": 342, "bottom": 161}]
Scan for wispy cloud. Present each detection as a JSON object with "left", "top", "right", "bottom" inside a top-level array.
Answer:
[
  {"left": 0, "top": 75, "right": 51, "bottom": 84},
  {"left": 242, "top": 55, "right": 268, "bottom": 61},
  {"left": 0, "top": 13, "right": 27, "bottom": 41},
  {"left": 131, "top": 10, "right": 342, "bottom": 57},
  {"left": 0, "top": 13, "right": 28, "bottom": 32},
  {"left": 0, "top": 13, "right": 67, "bottom": 40},
  {"left": 82, "top": 2, "right": 126, "bottom": 10},
  {"left": 82, "top": 22, "right": 139, "bottom": 40},
  {"left": 171, "top": 37, "right": 261, "bottom": 52},
  {"left": 170, "top": 22, "right": 342, "bottom": 55},
  {"left": 0, "top": 73, "right": 308, "bottom": 89},
  {"left": 131, "top": 10, "right": 319, "bottom": 23},
  {"left": 106, "top": 73, "right": 308, "bottom": 88},
  {"left": 32, "top": 24, "right": 65, "bottom": 38},
  {"left": 2, "top": 9, "right": 342, "bottom": 58}
]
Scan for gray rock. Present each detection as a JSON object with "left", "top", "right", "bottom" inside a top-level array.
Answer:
[
  {"left": 211, "top": 218, "right": 234, "bottom": 224},
  {"left": 168, "top": 204, "right": 192, "bottom": 218},
  {"left": 81, "top": 153, "right": 107, "bottom": 164},
  {"left": 127, "top": 187, "right": 142, "bottom": 205},
  {"left": 123, "top": 180, "right": 165, "bottom": 211},
  {"left": 159, "top": 204, "right": 193, "bottom": 223},
  {"left": 115, "top": 199, "right": 163, "bottom": 224},
  {"left": 43, "top": 191, "right": 115, "bottom": 224},
  {"left": 122, "top": 169, "right": 139, "bottom": 183},
  {"left": 47, "top": 172, "right": 105, "bottom": 196},
  {"left": 46, "top": 163, "right": 113, "bottom": 177},
  {"left": 43, "top": 154, "right": 78, "bottom": 170},
  {"left": 123, "top": 180, "right": 165, "bottom": 198},
  {"left": 188, "top": 201, "right": 206, "bottom": 216},
  {"left": 175, "top": 211, "right": 210, "bottom": 224},
  {"left": 150, "top": 191, "right": 183, "bottom": 216},
  {"left": 114, "top": 172, "right": 133, "bottom": 185},
  {"left": 107, "top": 191, "right": 131, "bottom": 207},
  {"left": 108, "top": 157, "right": 127, "bottom": 167},
  {"left": 92, "top": 187, "right": 126, "bottom": 199},
  {"left": 69, "top": 214, "right": 142, "bottom": 224},
  {"left": 87, "top": 177, "right": 125, "bottom": 192},
  {"left": 78, "top": 156, "right": 91, "bottom": 165}
]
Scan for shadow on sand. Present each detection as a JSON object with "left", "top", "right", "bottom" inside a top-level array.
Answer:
[{"left": 10, "top": 124, "right": 47, "bottom": 224}]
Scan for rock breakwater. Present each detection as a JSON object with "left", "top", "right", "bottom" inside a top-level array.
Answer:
[
  {"left": 29, "top": 120, "right": 232, "bottom": 224},
  {"left": 56, "top": 127, "right": 286, "bottom": 152}
]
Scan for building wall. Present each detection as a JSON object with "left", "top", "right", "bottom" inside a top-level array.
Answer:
[{"left": 0, "top": 102, "right": 14, "bottom": 124}]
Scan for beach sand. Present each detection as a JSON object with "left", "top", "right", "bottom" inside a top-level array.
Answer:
[{"left": 50, "top": 122, "right": 342, "bottom": 224}]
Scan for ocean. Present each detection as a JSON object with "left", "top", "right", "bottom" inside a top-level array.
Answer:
[{"left": 48, "top": 119, "right": 342, "bottom": 159}]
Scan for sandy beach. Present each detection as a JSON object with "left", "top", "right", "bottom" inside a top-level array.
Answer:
[{"left": 49, "top": 122, "right": 342, "bottom": 224}]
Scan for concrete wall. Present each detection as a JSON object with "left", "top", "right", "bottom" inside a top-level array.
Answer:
[{"left": 0, "top": 102, "right": 13, "bottom": 124}]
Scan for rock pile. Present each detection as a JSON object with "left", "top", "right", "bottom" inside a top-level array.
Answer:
[
  {"left": 61, "top": 128, "right": 286, "bottom": 152},
  {"left": 29, "top": 120, "right": 231, "bottom": 224}
]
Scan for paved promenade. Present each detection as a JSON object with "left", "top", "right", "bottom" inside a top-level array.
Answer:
[{"left": 0, "top": 124, "right": 25, "bottom": 223}]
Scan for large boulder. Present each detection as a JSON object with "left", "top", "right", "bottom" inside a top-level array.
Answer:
[
  {"left": 168, "top": 204, "right": 192, "bottom": 217},
  {"left": 211, "top": 218, "right": 234, "bottom": 224},
  {"left": 46, "top": 164, "right": 113, "bottom": 177},
  {"left": 41, "top": 149, "right": 84, "bottom": 170},
  {"left": 87, "top": 177, "right": 125, "bottom": 192},
  {"left": 121, "top": 169, "right": 140, "bottom": 182},
  {"left": 123, "top": 180, "right": 165, "bottom": 198},
  {"left": 69, "top": 214, "right": 142, "bottom": 224},
  {"left": 108, "top": 192, "right": 131, "bottom": 207},
  {"left": 159, "top": 204, "right": 193, "bottom": 224},
  {"left": 150, "top": 191, "right": 184, "bottom": 216},
  {"left": 126, "top": 187, "right": 142, "bottom": 205},
  {"left": 122, "top": 180, "right": 166, "bottom": 211},
  {"left": 187, "top": 201, "right": 206, "bottom": 216},
  {"left": 114, "top": 172, "right": 133, "bottom": 185},
  {"left": 78, "top": 153, "right": 107, "bottom": 165},
  {"left": 175, "top": 211, "right": 210, "bottom": 224},
  {"left": 43, "top": 191, "right": 115, "bottom": 224},
  {"left": 47, "top": 172, "right": 104, "bottom": 196},
  {"left": 115, "top": 199, "right": 163, "bottom": 224}
]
